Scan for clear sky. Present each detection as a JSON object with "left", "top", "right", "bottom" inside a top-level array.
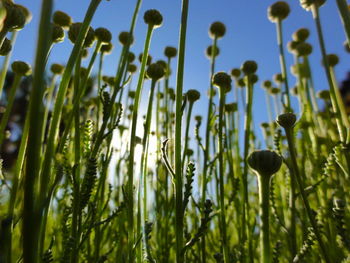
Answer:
[{"left": 4, "top": 0, "right": 350, "bottom": 143}]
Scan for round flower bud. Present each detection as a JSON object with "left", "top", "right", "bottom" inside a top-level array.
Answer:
[
  {"left": 52, "top": 10, "right": 72, "bottom": 29},
  {"left": 249, "top": 74, "right": 259, "bottom": 84},
  {"left": 128, "top": 91, "right": 136, "bottom": 99},
  {"left": 156, "top": 60, "right": 167, "bottom": 70},
  {"left": 100, "top": 42, "right": 113, "bottom": 54},
  {"left": 195, "top": 115, "right": 202, "bottom": 122},
  {"left": 81, "top": 48, "right": 89, "bottom": 59},
  {"left": 268, "top": 1, "right": 290, "bottom": 22},
  {"left": 270, "top": 87, "right": 281, "bottom": 94},
  {"left": 128, "top": 52, "right": 136, "bottom": 62},
  {"left": 52, "top": 24, "right": 65, "bottom": 43},
  {"left": 231, "top": 68, "right": 241, "bottom": 78},
  {"left": 263, "top": 80, "right": 272, "bottom": 89},
  {"left": 248, "top": 150, "right": 282, "bottom": 176},
  {"left": 237, "top": 78, "right": 246, "bottom": 88},
  {"left": 287, "top": 40, "right": 300, "bottom": 54},
  {"left": 274, "top": 73, "right": 283, "bottom": 83},
  {"left": 139, "top": 53, "right": 152, "bottom": 65},
  {"left": 95, "top": 27, "right": 112, "bottom": 43},
  {"left": 276, "top": 112, "right": 297, "bottom": 129},
  {"left": 209, "top": 21, "right": 226, "bottom": 39},
  {"left": 0, "top": 38, "right": 12, "bottom": 56},
  {"left": 186, "top": 148, "right": 194, "bottom": 157},
  {"left": 206, "top": 45, "right": 220, "bottom": 58},
  {"left": 300, "top": 0, "right": 326, "bottom": 11},
  {"left": 212, "top": 72, "right": 232, "bottom": 92},
  {"left": 68, "top": 23, "right": 95, "bottom": 47},
  {"left": 241, "top": 60, "right": 258, "bottom": 75},
  {"left": 118, "top": 31, "right": 134, "bottom": 46},
  {"left": 146, "top": 63, "right": 165, "bottom": 80},
  {"left": 50, "top": 63, "right": 64, "bottom": 75},
  {"left": 317, "top": 89, "right": 330, "bottom": 100},
  {"left": 261, "top": 122, "right": 269, "bottom": 129},
  {"left": 164, "top": 46, "right": 177, "bottom": 58},
  {"left": 4, "top": 3, "right": 26, "bottom": 31},
  {"left": 143, "top": 9, "right": 163, "bottom": 28},
  {"left": 293, "top": 28, "right": 310, "bottom": 42},
  {"left": 186, "top": 89, "right": 201, "bottom": 102},
  {"left": 128, "top": 64, "right": 137, "bottom": 74},
  {"left": 11, "top": 61, "right": 31, "bottom": 76},
  {"left": 296, "top": 42, "right": 312, "bottom": 57},
  {"left": 324, "top": 54, "right": 339, "bottom": 67},
  {"left": 225, "top": 102, "right": 238, "bottom": 113}
]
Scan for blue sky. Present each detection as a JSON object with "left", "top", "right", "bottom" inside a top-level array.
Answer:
[{"left": 4, "top": 0, "right": 350, "bottom": 143}]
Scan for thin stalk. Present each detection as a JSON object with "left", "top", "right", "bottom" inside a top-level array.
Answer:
[
  {"left": 336, "top": 0, "right": 350, "bottom": 46},
  {"left": 182, "top": 102, "right": 194, "bottom": 172}
]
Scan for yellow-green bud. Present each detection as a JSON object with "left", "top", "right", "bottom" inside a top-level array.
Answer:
[
  {"left": 241, "top": 60, "right": 258, "bottom": 75},
  {"left": 128, "top": 52, "right": 136, "bottom": 62},
  {"left": 324, "top": 54, "right": 339, "bottom": 67},
  {"left": 225, "top": 102, "right": 238, "bottom": 113},
  {"left": 209, "top": 21, "right": 226, "bottom": 39},
  {"left": 274, "top": 73, "right": 283, "bottom": 83},
  {"left": 139, "top": 53, "right": 152, "bottom": 65},
  {"left": 248, "top": 150, "right": 282, "bottom": 176},
  {"left": 146, "top": 63, "right": 165, "bottom": 80},
  {"left": 186, "top": 89, "right": 201, "bottom": 102},
  {"left": 4, "top": 2, "right": 26, "bottom": 31},
  {"left": 293, "top": 28, "right": 310, "bottom": 42},
  {"left": 128, "top": 91, "right": 136, "bottom": 99},
  {"left": 118, "top": 31, "right": 134, "bottom": 46},
  {"left": 276, "top": 112, "right": 297, "bottom": 129},
  {"left": 270, "top": 87, "right": 280, "bottom": 94},
  {"left": 317, "top": 89, "right": 330, "bottom": 100},
  {"left": 206, "top": 45, "right": 220, "bottom": 58},
  {"left": 128, "top": 64, "right": 137, "bottom": 74},
  {"left": 263, "top": 80, "right": 272, "bottom": 89},
  {"left": 0, "top": 38, "right": 12, "bottom": 56},
  {"left": 95, "top": 27, "right": 112, "bottom": 43},
  {"left": 52, "top": 10, "right": 72, "bottom": 29},
  {"left": 287, "top": 40, "right": 300, "bottom": 53},
  {"left": 237, "top": 78, "right": 246, "bottom": 88},
  {"left": 143, "top": 9, "right": 163, "bottom": 28},
  {"left": 100, "top": 42, "right": 113, "bottom": 54},
  {"left": 164, "top": 46, "right": 177, "bottom": 58},
  {"left": 68, "top": 23, "right": 95, "bottom": 48},
  {"left": 296, "top": 42, "right": 312, "bottom": 57},
  {"left": 11, "top": 61, "right": 31, "bottom": 76},
  {"left": 81, "top": 48, "right": 89, "bottom": 59},
  {"left": 50, "top": 63, "right": 64, "bottom": 75},
  {"left": 268, "top": 1, "right": 290, "bottom": 22},
  {"left": 212, "top": 72, "right": 232, "bottom": 93},
  {"left": 195, "top": 115, "right": 202, "bottom": 122},
  {"left": 52, "top": 24, "right": 65, "bottom": 43},
  {"left": 300, "top": 0, "right": 326, "bottom": 11},
  {"left": 231, "top": 68, "right": 241, "bottom": 78}
]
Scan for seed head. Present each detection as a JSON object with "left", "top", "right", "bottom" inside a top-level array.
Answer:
[
  {"left": 128, "top": 91, "right": 136, "bottom": 99},
  {"left": 248, "top": 150, "right": 282, "bottom": 177},
  {"left": 52, "top": 24, "right": 65, "bottom": 43},
  {"left": 293, "top": 28, "right": 310, "bottom": 42},
  {"left": 268, "top": 1, "right": 290, "bottom": 22},
  {"left": 209, "top": 21, "right": 226, "bottom": 39},
  {"left": 143, "top": 9, "right": 163, "bottom": 28},
  {"left": 0, "top": 38, "right": 12, "bottom": 56},
  {"left": 276, "top": 112, "right": 297, "bottom": 129},
  {"left": 324, "top": 54, "right": 339, "bottom": 67},
  {"left": 274, "top": 73, "right": 283, "bottom": 83},
  {"left": 231, "top": 68, "right": 241, "bottom": 78},
  {"left": 317, "top": 89, "right": 330, "bottom": 100},
  {"left": 164, "top": 46, "right": 177, "bottom": 58},
  {"left": 156, "top": 60, "right": 167, "bottom": 70},
  {"left": 139, "top": 53, "right": 152, "bottom": 65},
  {"left": 4, "top": 3, "right": 27, "bottom": 31},
  {"left": 68, "top": 23, "right": 95, "bottom": 47},
  {"left": 186, "top": 89, "right": 201, "bottom": 103},
  {"left": 237, "top": 78, "right": 246, "bottom": 88},
  {"left": 81, "top": 48, "right": 89, "bottom": 58},
  {"left": 128, "top": 64, "right": 137, "bottom": 74},
  {"left": 225, "top": 102, "right": 238, "bottom": 113},
  {"left": 287, "top": 40, "right": 300, "bottom": 54},
  {"left": 263, "top": 80, "right": 272, "bottom": 89},
  {"left": 128, "top": 52, "right": 136, "bottom": 62},
  {"left": 241, "top": 60, "right": 258, "bottom": 75},
  {"left": 95, "top": 27, "right": 112, "bottom": 43},
  {"left": 249, "top": 74, "right": 259, "bottom": 84},
  {"left": 195, "top": 115, "right": 202, "bottom": 122},
  {"left": 100, "top": 42, "right": 113, "bottom": 54},
  {"left": 11, "top": 61, "right": 31, "bottom": 76},
  {"left": 146, "top": 63, "right": 165, "bottom": 80},
  {"left": 53, "top": 10, "right": 72, "bottom": 29},
  {"left": 296, "top": 42, "right": 312, "bottom": 57},
  {"left": 212, "top": 72, "right": 232, "bottom": 93},
  {"left": 270, "top": 87, "right": 280, "bottom": 94},
  {"left": 118, "top": 31, "right": 134, "bottom": 46},
  {"left": 206, "top": 45, "right": 220, "bottom": 58},
  {"left": 50, "top": 63, "right": 64, "bottom": 75},
  {"left": 300, "top": 0, "right": 326, "bottom": 11}
]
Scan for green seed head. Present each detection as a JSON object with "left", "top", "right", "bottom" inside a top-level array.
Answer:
[
  {"left": 0, "top": 38, "right": 12, "bottom": 56},
  {"left": 52, "top": 10, "right": 72, "bottom": 29},
  {"left": 248, "top": 150, "right": 283, "bottom": 177},
  {"left": 324, "top": 54, "right": 339, "bottom": 67},
  {"left": 128, "top": 90, "right": 136, "bottom": 99},
  {"left": 81, "top": 48, "right": 89, "bottom": 59},
  {"left": 195, "top": 115, "right": 202, "bottom": 122},
  {"left": 164, "top": 46, "right": 177, "bottom": 58},
  {"left": 156, "top": 60, "right": 167, "bottom": 70},
  {"left": 52, "top": 24, "right": 65, "bottom": 43},
  {"left": 241, "top": 60, "right": 258, "bottom": 75},
  {"left": 128, "top": 64, "right": 137, "bottom": 74},
  {"left": 128, "top": 52, "right": 136, "bottom": 62},
  {"left": 263, "top": 80, "right": 272, "bottom": 89},
  {"left": 4, "top": 2, "right": 27, "bottom": 31},
  {"left": 268, "top": 1, "right": 290, "bottom": 22},
  {"left": 300, "top": 0, "right": 326, "bottom": 11},
  {"left": 146, "top": 63, "right": 165, "bottom": 80},
  {"left": 249, "top": 74, "right": 259, "bottom": 84},
  {"left": 68, "top": 23, "right": 95, "bottom": 47},
  {"left": 206, "top": 45, "right": 220, "bottom": 58},
  {"left": 225, "top": 102, "right": 238, "bottom": 113},
  {"left": 100, "top": 42, "right": 113, "bottom": 54},
  {"left": 212, "top": 72, "right": 232, "bottom": 93},
  {"left": 293, "top": 28, "right": 310, "bottom": 42},
  {"left": 270, "top": 87, "right": 281, "bottom": 94},
  {"left": 11, "top": 61, "right": 31, "bottom": 76},
  {"left": 118, "top": 31, "right": 134, "bottom": 46},
  {"left": 237, "top": 78, "right": 246, "bottom": 88},
  {"left": 95, "top": 27, "right": 112, "bottom": 43},
  {"left": 209, "top": 21, "right": 226, "bottom": 39},
  {"left": 186, "top": 89, "right": 201, "bottom": 103},
  {"left": 50, "top": 63, "right": 64, "bottom": 75},
  {"left": 287, "top": 40, "right": 300, "bottom": 53},
  {"left": 186, "top": 148, "right": 194, "bottom": 157},
  {"left": 317, "top": 89, "right": 330, "bottom": 100},
  {"left": 143, "top": 9, "right": 163, "bottom": 28},
  {"left": 296, "top": 42, "right": 313, "bottom": 57},
  {"left": 276, "top": 112, "right": 297, "bottom": 129},
  {"left": 231, "top": 68, "right": 241, "bottom": 78},
  {"left": 273, "top": 73, "right": 283, "bottom": 84},
  {"left": 139, "top": 53, "right": 152, "bottom": 65},
  {"left": 261, "top": 122, "right": 269, "bottom": 129}
]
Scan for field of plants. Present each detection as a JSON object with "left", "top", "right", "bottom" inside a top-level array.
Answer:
[{"left": 0, "top": 0, "right": 350, "bottom": 262}]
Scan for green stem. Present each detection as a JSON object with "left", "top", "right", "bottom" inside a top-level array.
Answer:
[
  {"left": 336, "top": 0, "right": 350, "bottom": 46},
  {"left": 182, "top": 102, "right": 194, "bottom": 172}
]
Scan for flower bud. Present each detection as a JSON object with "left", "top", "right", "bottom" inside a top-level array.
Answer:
[
  {"left": 52, "top": 10, "right": 72, "bottom": 29},
  {"left": 100, "top": 42, "right": 113, "bottom": 54},
  {"left": 225, "top": 102, "right": 238, "bottom": 112},
  {"left": 293, "top": 28, "right": 310, "bottom": 42},
  {"left": 50, "top": 63, "right": 64, "bottom": 75},
  {"left": 206, "top": 45, "right": 220, "bottom": 58},
  {"left": 263, "top": 80, "right": 272, "bottom": 89},
  {"left": 300, "top": 0, "right": 326, "bottom": 11},
  {"left": 270, "top": 87, "right": 280, "bottom": 95},
  {"left": 209, "top": 21, "right": 226, "bottom": 39},
  {"left": 276, "top": 112, "right": 297, "bottom": 129},
  {"left": 241, "top": 60, "right": 258, "bottom": 75},
  {"left": 95, "top": 27, "right": 112, "bottom": 43},
  {"left": 268, "top": 1, "right": 290, "bottom": 22},
  {"left": 11, "top": 61, "right": 31, "bottom": 76},
  {"left": 317, "top": 89, "right": 330, "bottom": 100},
  {"left": 52, "top": 24, "right": 65, "bottom": 43},
  {"left": 231, "top": 68, "right": 241, "bottom": 78},
  {"left": 4, "top": 2, "right": 26, "bottom": 31},
  {"left": 143, "top": 9, "right": 163, "bottom": 28},
  {"left": 128, "top": 64, "right": 137, "bottom": 74},
  {"left": 274, "top": 73, "right": 283, "bottom": 84},
  {"left": 164, "top": 46, "right": 177, "bottom": 58},
  {"left": 248, "top": 150, "right": 282, "bottom": 177},
  {"left": 128, "top": 91, "right": 136, "bottom": 99},
  {"left": 128, "top": 52, "right": 136, "bottom": 62},
  {"left": 186, "top": 89, "right": 201, "bottom": 103},
  {"left": 146, "top": 63, "right": 165, "bottom": 80},
  {"left": 68, "top": 23, "right": 95, "bottom": 48},
  {"left": 323, "top": 54, "right": 339, "bottom": 67},
  {"left": 212, "top": 72, "right": 232, "bottom": 93},
  {"left": 287, "top": 40, "right": 300, "bottom": 54},
  {"left": 139, "top": 53, "right": 152, "bottom": 65},
  {"left": 81, "top": 48, "right": 89, "bottom": 59},
  {"left": 195, "top": 115, "right": 202, "bottom": 122},
  {"left": 0, "top": 38, "right": 12, "bottom": 56},
  {"left": 237, "top": 78, "right": 246, "bottom": 88},
  {"left": 118, "top": 31, "right": 134, "bottom": 46},
  {"left": 156, "top": 60, "right": 167, "bottom": 70},
  {"left": 295, "top": 42, "right": 312, "bottom": 57}
]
